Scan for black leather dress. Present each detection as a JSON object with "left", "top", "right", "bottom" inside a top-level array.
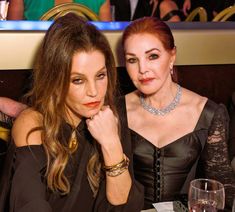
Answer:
[{"left": 118, "top": 96, "right": 235, "bottom": 210}]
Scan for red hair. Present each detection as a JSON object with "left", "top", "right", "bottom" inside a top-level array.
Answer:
[{"left": 122, "top": 17, "right": 175, "bottom": 51}]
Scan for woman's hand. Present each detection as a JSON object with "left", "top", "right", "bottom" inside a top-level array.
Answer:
[
  {"left": 183, "top": 0, "right": 191, "bottom": 16},
  {"left": 86, "top": 106, "right": 118, "bottom": 144},
  {"left": 86, "top": 106, "right": 123, "bottom": 165}
]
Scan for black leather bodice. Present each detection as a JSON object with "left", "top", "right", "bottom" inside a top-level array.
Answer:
[
  {"left": 117, "top": 95, "right": 234, "bottom": 210},
  {"left": 131, "top": 130, "right": 203, "bottom": 209}
]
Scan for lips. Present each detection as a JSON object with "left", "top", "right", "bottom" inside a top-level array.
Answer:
[
  {"left": 139, "top": 78, "right": 154, "bottom": 84},
  {"left": 83, "top": 101, "right": 101, "bottom": 108}
]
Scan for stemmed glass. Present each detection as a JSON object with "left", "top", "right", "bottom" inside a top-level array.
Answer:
[{"left": 188, "top": 178, "right": 225, "bottom": 212}]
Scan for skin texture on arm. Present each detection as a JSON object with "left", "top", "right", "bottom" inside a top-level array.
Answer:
[
  {"left": 182, "top": 0, "right": 191, "bottom": 16},
  {"left": 7, "top": 0, "right": 24, "bottom": 20},
  {"left": 150, "top": 0, "right": 181, "bottom": 21},
  {"left": 12, "top": 108, "right": 42, "bottom": 147},
  {"left": 99, "top": 0, "right": 112, "bottom": 21},
  {"left": 0, "top": 97, "right": 27, "bottom": 118},
  {"left": 86, "top": 107, "right": 132, "bottom": 205}
]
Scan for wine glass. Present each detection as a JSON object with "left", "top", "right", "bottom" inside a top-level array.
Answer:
[{"left": 188, "top": 178, "right": 225, "bottom": 212}]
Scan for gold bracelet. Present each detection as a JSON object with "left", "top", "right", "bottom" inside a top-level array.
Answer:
[
  {"left": 104, "top": 155, "right": 130, "bottom": 177},
  {"left": 106, "top": 166, "right": 129, "bottom": 177},
  {"left": 103, "top": 154, "right": 126, "bottom": 171}
]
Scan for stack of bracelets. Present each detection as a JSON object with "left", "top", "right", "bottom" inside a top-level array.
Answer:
[{"left": 103, "top": 154, "right": 130, "bottom": 177}]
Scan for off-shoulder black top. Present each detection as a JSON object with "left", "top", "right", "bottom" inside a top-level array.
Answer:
[{"left": 0, "top": 118, "right": 144, "bottom": 212}]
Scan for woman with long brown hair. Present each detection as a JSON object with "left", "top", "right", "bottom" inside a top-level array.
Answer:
[{"left": 0, "top": 14, "right": 143, "bottom": 211}]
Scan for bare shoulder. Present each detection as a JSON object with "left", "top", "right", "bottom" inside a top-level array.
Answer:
[
  {"left": 182, "top": 87, "right": 208, "bottom": 112},
  {"left": 125, "top": 91, "right": 140, "bottom": 112},
  {"left": 12, "top": 108, "right": 43, "bottom": 147}
]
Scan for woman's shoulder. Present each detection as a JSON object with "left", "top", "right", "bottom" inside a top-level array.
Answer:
[
  {"left": 125, "top": 91, "right": 140, "bottom": 111},
  {"left": 182, "top": 87, "right": 227, "bottom": 123},
  {"left": 12, "top": 108, "right": 43, "bottom": 147},
  {"left": 181, "top": 87, "right": 208, "bottom": 112}
]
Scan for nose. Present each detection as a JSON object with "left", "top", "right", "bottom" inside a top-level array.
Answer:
[
  {"left": 86, "top": 81, "right": 97, "bottom": 97},
  {"left": 138, "top": 59, "right": 148, "bottom": 75}
]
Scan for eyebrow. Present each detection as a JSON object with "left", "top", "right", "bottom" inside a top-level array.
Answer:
[
  {"left": 125, "top": 48, "right": 161, "bottom": 56},
  {"left": 145, "top": 48, "right": 160, "bottom": 54},
  {"left": 70, "top": 66, "right": 107, "bottom": 76}
]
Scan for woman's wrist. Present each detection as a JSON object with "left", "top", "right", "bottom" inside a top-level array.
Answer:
[
  {"left": 101, "top": 139, "right": 124, "bottom": 166},
  {"left": 103, "top": 154, "right": 130, "bottom": 177}
]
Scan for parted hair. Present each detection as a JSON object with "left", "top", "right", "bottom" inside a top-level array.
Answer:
[{"left": 26, "top": 13, "right": 117, "bottom": 195}]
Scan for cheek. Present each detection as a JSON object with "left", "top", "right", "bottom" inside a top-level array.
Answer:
[
  {"left": 97, "top": 80, "right": 108, "bottom": 96},
  {"left": 126, "top": 64, "right": 138, "bottom": 79},
  {"left": 66, "top": 87, "right": 83, "bottom": 105}
]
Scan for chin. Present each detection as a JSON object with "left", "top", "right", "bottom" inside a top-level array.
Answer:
[{"left": 139, "top": 88, "right": 156, "bottom": 95}]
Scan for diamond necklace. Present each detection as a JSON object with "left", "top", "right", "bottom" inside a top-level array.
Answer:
[{"left": 139, "top": 84, "right": 182, "bottom": 116}]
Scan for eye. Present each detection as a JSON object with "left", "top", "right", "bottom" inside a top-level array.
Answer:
[
  {"left": 97, "top": 71, "right": 107, "bottom": 80},
  {"left": 149, "top": 53, "right": 159, "bottom": 60},
  {"left": 126, "top": 57, "right": 137, "bottom": 64},
  {"left": 72, "top": 78, "right": 84, "bottom": 85}
]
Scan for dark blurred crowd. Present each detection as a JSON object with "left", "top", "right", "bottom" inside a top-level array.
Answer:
[
  {"left": 111, "top": 0, "right": 235, "bottom": 22},
  {"left": 5, "top": 0, "right": 235, "bottom": 21}
]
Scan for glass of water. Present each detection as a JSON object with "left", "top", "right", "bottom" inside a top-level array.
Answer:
[
  {"left": 0, "top": 0, "right": 8, "bottom": 20},
  {"left": 188, "top": 178, "right": 225, "bottom": 212}
]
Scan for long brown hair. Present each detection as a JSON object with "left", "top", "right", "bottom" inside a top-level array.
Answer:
[
  {"left": 122, "top": 17, "right": 175, "bottom": 51},
  {"left": 26, "top": 14, "right": 117, "bottom": 195}
]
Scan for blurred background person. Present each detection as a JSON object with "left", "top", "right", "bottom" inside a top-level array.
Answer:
[
  {"left": 7, "top": 0, "right": 112, "bottom": 21},
  {"left": 111, "top": 0, "right": 183, "bottom": 21}
]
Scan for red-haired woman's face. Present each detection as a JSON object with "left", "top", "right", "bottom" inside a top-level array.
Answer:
[{"left": 124, "top": 33, "right": 176, "bottom": 95}]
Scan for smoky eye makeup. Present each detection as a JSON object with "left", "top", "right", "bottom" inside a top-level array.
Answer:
[
  {"left": 149, "top": 53, "right": 159, "bottom": 60},
  {"left": 71, "top": 77, "right": 83, "bottom": 84},
  {"left": 96, "top": 70, "right": 107, "bottom": 80},
  {"left": 126, "top": 57, "right": 138, "bottom": 64}
]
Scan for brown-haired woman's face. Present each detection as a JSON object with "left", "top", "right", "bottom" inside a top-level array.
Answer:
[
  {"left": 65, "top": 50, "right": 108, "bottom": 124},
  {"left": 124, "top": 33, "right": 176, "bottom": 95}
]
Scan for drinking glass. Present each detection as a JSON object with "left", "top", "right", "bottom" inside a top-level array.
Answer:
[
  {"left": 0, "top": 0, "right": 8, "bottom": 20},
  {"left": 188, "top": 178, "right": 225, "bottom": 212}
]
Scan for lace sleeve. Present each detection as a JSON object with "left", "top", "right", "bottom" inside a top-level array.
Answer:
[{"left": 202, "top": 104, "right": 235, "bottom": 207}]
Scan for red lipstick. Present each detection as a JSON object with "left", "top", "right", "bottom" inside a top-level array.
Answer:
[
  {"left": 83, "top": 101, "right": 101, "bottom": 108},
  {"left": 139, "top": 78, "right": 154, "bottom": 84}
]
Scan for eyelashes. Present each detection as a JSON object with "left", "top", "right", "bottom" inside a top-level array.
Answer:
[
  {"left": 71, "top": 71, "right": 107, "bottom": 85},
  {"left": 126, "top": 53, "right": 160, "bottom": 64}
]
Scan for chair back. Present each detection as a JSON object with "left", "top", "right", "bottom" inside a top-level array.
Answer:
[
  {"left": 185, "top": 7, "right": 207, "bottom": 22},
  {"left": 40, "top": 3, "right": 99, "bottom": 21},
  {"left": 212, "top": 6, "right": 235, "bottom": 21},
  {"left": 0, "top": 126, "right": 10, "bottom": 142}
]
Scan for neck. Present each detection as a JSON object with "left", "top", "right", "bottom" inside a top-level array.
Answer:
[
  {"left": 65, "top": 106, "right": 82, "bottom": 128},
  {"left": 54, "top": 0, "right": 72, "bottom": 6},
  {"left": 139, "top": 83, "right": 182, "bottom": 116},
  {"left": 144, "top": 82, "right": 178, "bottom": 109}
]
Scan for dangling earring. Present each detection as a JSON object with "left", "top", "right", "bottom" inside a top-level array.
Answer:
[{"left": 170, "top": 63, "right": 174, "bottom": 75}]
